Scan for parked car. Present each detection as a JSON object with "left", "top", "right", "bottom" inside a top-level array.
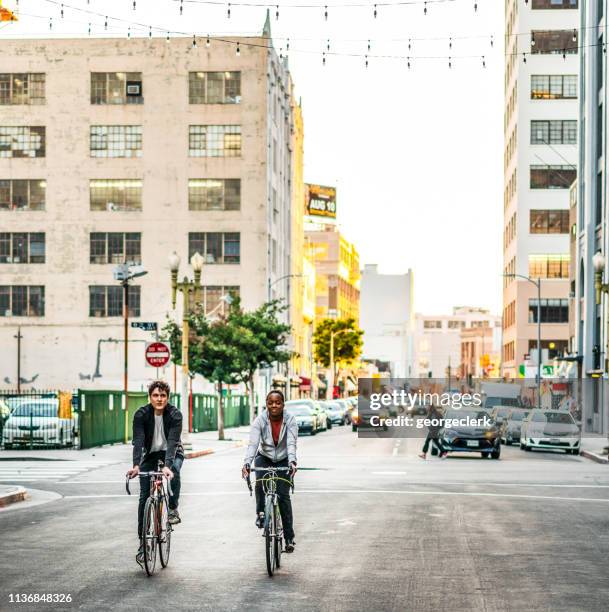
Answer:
[
  {"left": 439, "top": 409, "right": 501, "bottom": 459},
  {"left": 489, "top": 406, "right": 514, "bottom": 442},
  {"left": 520, "top": 410, "right": 581, "bottom": 454},
  {"left": 317, "top": 402, "right": 333, "bottom": 429},
  {"left": 284, "top": 400, "right": 327, "bottom": 432},
  {"left": 2, "top": 399, "right": 75, "bottom": 449},
  {"left": 501, "top": 408, "right": 530, "bottom": 445},
  {"left": 0, "top": 399, "right": 11, "bottom": 424},
  {"left": 284, "top": 404, "right": 318, "bottom": 436},
  {"left": 351, "top": 407, "right": 360, "bottom": 432},
  {"left": 324, "top": 400, "right": 347, "bottom": 425}
]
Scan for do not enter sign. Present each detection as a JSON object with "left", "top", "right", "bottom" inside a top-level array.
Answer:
[{"left": 145, "top": 342, "right": 171, "bottom": 368}]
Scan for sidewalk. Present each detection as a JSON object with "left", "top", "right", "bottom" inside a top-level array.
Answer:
[
  {"left": 580, "top": 437, "right": 609, "bottom": 465},
  {"left": 0, "top": 485, "right": 27, "bottom": 508},
  {"left": 0, "top": 426, "right": 251, "bottom": 463}
]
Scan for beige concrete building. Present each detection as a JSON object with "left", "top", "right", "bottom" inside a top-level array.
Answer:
[{"left": 0, "top": 25, "right": 297, "bottom": 391}]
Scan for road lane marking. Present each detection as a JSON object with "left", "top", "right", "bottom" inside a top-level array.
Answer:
[
  {"left": 62, "top": 490, "right": 609, "bottom": 503},
  {"left": 372, "top": 471, "right": 407, "bottom": 475}
]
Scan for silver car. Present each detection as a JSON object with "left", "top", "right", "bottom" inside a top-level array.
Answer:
[{"left": 520, "top": 410, "right": 581, "bottom": 454}]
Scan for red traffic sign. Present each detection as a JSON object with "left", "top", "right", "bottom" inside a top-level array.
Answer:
[{"left": 145, "top": 342, "right": 170, "bottom": 368}]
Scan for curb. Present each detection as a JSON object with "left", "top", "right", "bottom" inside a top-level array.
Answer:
[
  {"left": 581, "top": 450, "right": 609, "bottom": 465},
  {"left": 0, "top": 486, "right": 27, "bottom": 508},
  {"left": 185, "top": 449, "right": 214, "bottom": 459}
]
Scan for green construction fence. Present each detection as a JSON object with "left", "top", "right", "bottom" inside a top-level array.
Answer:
[{"left": 77, "top": 390, "right": 249, "bottom": 449}]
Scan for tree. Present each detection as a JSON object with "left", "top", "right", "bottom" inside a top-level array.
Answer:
[
  {"left": 161, "top": 308, "right": 249, "bottom": 440},
  {"left": 313, "top": 317, "right": 363, "bottom": 377},
  {"left": 228, "top": 298, "right": 292, "bottom": 421}
]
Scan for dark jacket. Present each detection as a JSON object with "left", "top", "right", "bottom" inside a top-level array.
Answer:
[
  {"left": 426, "top": 406, "right": 444, "bottom": 438},
  {"left": 132, "top": 403, "right": 184, "bottom": 469}
]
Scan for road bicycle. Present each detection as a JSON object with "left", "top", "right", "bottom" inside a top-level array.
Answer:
[
  {"left": 246, "top": 466, "right": 293, "bottom": 577},
  {"left": 126, "top": 461, "right": 173, "bottom": 576}
]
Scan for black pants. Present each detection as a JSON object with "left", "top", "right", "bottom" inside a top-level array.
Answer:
[
  {"left": 137, "top": 451, "right": 183, "bottom": 538},
  {"left": 254, "top": 454, "right": 294, "bottom": 541},
  {"left": 422, "top": 433, "right": 444, "bottom": 454}
]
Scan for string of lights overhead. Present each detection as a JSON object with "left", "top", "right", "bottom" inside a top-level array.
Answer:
[{"left": 8, "top": 0, "right": 602, "bottom": 68}]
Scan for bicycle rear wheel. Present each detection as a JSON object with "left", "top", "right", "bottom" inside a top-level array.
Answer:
[
  {"left": 274, "top": 504, "right": 283, "bottom": 569},
  {"left": 158, "top": 495, "right": 171, "bottom": 568},
  {"left": 143, "top": 498, "right": 158, "bottom": 576},
  {"left": 264, "top": 499, "right": 276, "bottom": 577}
]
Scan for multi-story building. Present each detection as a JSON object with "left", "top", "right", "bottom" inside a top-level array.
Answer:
[
  {"left": 413, "top": 307, "right": 501, "bottom": 380},
  {"left": 359, "top": 264, "right": 414, "bottom": 378},
  {"left": 460, "top": 325, "right": 502, "bottom": 380},
  {"left": 502, "top": 0, "right": 579, "bottom": 377},
  {"left": 0, "top": 23, "right": 296, "bottom": 390},
  {"left": 305, "top": 227, "right": 360, "bottom": 323}
]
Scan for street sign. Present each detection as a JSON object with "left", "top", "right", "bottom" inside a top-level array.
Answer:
[
  {"left": 131, "top": 321, "right": 158, "bottom": 332},
  {"left": 145, "top": 342, "right": 170, "bottom": 368}
]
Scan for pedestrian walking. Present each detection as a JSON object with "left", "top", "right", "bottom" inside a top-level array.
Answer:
[{"left": 419, "top": 404, "right": 447, "bottom": 459}]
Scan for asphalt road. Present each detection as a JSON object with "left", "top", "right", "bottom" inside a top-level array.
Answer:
[{"left": 1, "top": 427, "right": 608, "bottom": 612}]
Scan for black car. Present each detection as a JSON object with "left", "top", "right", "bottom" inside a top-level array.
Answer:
[{"left": 439, "top": 409, "right": 501, "bottom": 459}]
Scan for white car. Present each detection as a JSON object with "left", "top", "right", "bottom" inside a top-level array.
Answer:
[
  {"left": 520, "top": 409, "right": 581, "bottom": 455},
  {"left": 2, "top": 399, "right": 75, "bottom": 449}
]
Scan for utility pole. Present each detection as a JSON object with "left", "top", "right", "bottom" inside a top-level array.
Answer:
[{"left": 14, "top": 327, "right": 22, "bottom": 393}]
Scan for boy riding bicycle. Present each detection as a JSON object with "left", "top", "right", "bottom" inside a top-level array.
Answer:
[
  {"left": 242, "top": 390, "right": 298, "bottom": 553},
  {"left": 127, "top": 380, "right": 184, "bottom": 564}
]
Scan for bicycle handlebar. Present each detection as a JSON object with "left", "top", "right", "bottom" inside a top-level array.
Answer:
[
  {"left": 125, "top": 470, "right": 173, "bottom": 497},
  {"left": 250, "top": 466, "right": 291, "bottom": 472}
]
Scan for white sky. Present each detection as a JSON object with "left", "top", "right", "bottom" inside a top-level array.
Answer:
[{"left": 4, "top": 0, "right": 505, "bottom": 316}]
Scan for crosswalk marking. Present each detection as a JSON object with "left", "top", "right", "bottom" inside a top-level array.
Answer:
[{"left": 0, "top": 460, "right": 119, "bottom": 483}]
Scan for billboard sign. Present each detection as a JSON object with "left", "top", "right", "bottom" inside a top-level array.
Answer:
[{"left": 305, "top": 184, "right": 337, "bottom": 219}]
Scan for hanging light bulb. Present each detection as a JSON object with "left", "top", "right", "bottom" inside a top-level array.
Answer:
[
  {"left": 286, "top": 39, "right": 290, "bottom": 52},
  {"left": 133, "top": 1, "right": 137, "bottom": 10},
  {"left": 128, "top": 27, "right": 131, "bottom": 39},
  {"left": 192, "top": 35, "right": 197, "bottom": 48},
  {"left": 491, "top": 35, "right": 494, "bottom": 48},
  {"left": 482, "top": 56, "right": 486, "bottom": 68},
  {"left": 474, "top": 1, "right": 477, "bottom": 12},
  {"left": 523, "top": 52, "right": 527, "bottom": 64},
  {"left": 88, "top": 23, "right": 91, "bottom": 36},
  {"left": 104, "top": 16, "right": 108, "bottom": 30},
  {"left": 324, "top": 5, "right": 328, "bottom": 20},
  {"left": 327, "top": 39, "right": 330, "bottom": 52},
  {"left": 424, "top": 2, "right": 427, "bottom": 16},
  {"left": 449, "top": 37, "right": 452, "bottom": 50},
  {"left": 408, "top": 39, "right": 411, "bottom": 52},
  {"left": 276, "top": 5, "right": 279, "bottom": 20},
  {"left": 365, "top": 55, "right": 369, "bottom": 69},
  {"left": 572, "top": 29, "right": 577, "bottom": 42},
  {"left": 368, "top": 40, "right": 371, "bottom": 53},
  {"left": 448, "top": 56, "right": 452, "bottom": 69},
  {"left": 236, "top": 42, "right": 240, "bottom": 56},
  {"left": 279, "top": 47, "right": 283, "bottom": 60},
  {"left": 180, "top": 0, "right": 183, "bottom": 15},
  {"left": 322, "top": 52, "right": 326, "bottom": 66},
  {"left": 374, "top": 4, "right": 377, "bottom": 18},
  {"left": 228, "top": 3, "right": 231, "bottom": 18},
  {"left": 49, "top": 17, "right": 53, "bottom": 30},
  {"left": 407, "top": 57, "right": 411, "bottom": 70},
  {"left": 206, "top": 35, "right": 211, "bottom": 48},
  {"left": 60, "top": 4, "right": 64, "bottom": 19},
  {"left": 531, "top": 32, "right": 536, "bottom": 46},
  {"left": 149, "top": 26, "right": 152, "bottom": 38},
  {"left": 562, "top": 48, "right": 566, "bottom": 60}
]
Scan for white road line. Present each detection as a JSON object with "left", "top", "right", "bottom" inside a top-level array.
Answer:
[
  {"left": 62, "top": 490, "right": 609, "bottom": 503},
  {"left": 372, "top": 471, "right": 408, "bottom": 475}
]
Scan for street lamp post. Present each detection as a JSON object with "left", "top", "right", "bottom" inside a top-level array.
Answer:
[
  {"left": 169, "top": 251, "right": 204, "bottom": 450},
  {"left": 329, "top": 328, "right": 354, "bottom": 400},
  {"left": 503, "top": 273, "right": 541, "bottom": 410},
  {"left": 114, "top": 263, "right": 147, "bottom": 444}
]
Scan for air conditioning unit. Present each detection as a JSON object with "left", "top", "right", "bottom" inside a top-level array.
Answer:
[{"left": 126, "top": 81, "right": 142, "bottom": 96}]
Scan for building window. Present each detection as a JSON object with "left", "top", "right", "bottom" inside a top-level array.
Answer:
[
  {"left": 188, "top": 125, "right": 241, "bottom": 157},
  {"left": 528, "top": 299, "right": 569, "bottom": 323},
  {"left": 528, "top": 254, "right": 570, "bottom": 278},
  {"left": 90, "top": 126, "right": 142, "bottom": 158},
  {"left": 90, "top": 232, "right": 141, "bottom": 264},
  {"left": 531, "top": 30, "right": 578, "bottom": 54},
  {"left": 188, "top": 232, "right": 240, "bottom": 264},
  {"left": 201, "top": 286, "right": 240, "bottom": 315},
  {"left": 0, "top": 126, "right": 45, "bottom": 158},
  {"left": 530, "top": 165, "right": 576, "bottom": 189},
  {"left": 531, "top": 120, "right": 577, "bottom": 145},
  {"left": 531, "top": 75, "right": 577, "bottom": 99},
  {"left": 0, "top": 286, "right": 45, "bottom": 317},
  {"left": 188, "top": 179, "right": 240, "bottom": 211},
  {"left": 91, "top": 72, "right": 143, "bottom": 104},
  {"left": 531, "top": 0, "right": 578, "bottom": 8},
  {"left": 0, "top": 233, "right": 45, "bottom": 264},
  {"left": 0, "top": 180, "right": 46, "bottom": 211},
  {"left": 447, "top": 320, "right": 465, "bottom": 329},
  {"left": 89, "top": 285, "right": 140, "bottom": 317},
  {"left": 189, "top": 71, "right": 241, "bottom": 104},
  {"left": 530, "top": 210, "right": 570, "bottom": 233},
  {"left": 0, "top": 74, "right": 45, "bottom": 105},
  {"left": 90, "top": 180, "right": 142, "bottom": 211},
  {"left": 423, "top": 320, "right": 442, "bottom": 329}
]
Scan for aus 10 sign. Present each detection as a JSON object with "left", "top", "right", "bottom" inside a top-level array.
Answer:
[{"left": 145, "top": 342, "right": 171, "bottom": 368}]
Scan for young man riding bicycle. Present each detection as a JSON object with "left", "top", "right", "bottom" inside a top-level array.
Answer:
[
  {"left": 127, "top": 380, "right": 184, "bottom": 564},
  {"left": 242, "top": 390, "right": 298, "bottom": 553}
]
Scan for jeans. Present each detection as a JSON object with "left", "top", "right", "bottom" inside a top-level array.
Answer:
[
  {"left": 137, "top": 450, "right": 183, "bottom": 538},
  {"left": 253, "top": 454, "right": 295, "bottom": 541},
  {"left": 422, "top": 433, "right": 444, "bottom": 454}
]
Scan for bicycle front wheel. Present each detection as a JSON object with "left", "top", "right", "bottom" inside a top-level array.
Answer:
[
  {"left": 264, "top": 499, "right": 276, "bottom": 577},
  {"left": 143, "top": 498, "right": 158, "bottom": 576},
  {"left": 274, "top": 503, "right": 283, "bottom": 569},
  {"left": 158, "top": 495, "right": 171, "bottom": 568}
]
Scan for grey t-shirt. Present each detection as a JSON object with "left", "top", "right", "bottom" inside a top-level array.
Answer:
[{"left": 150, "top": 414, "right": 168, "bottom": 452}]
